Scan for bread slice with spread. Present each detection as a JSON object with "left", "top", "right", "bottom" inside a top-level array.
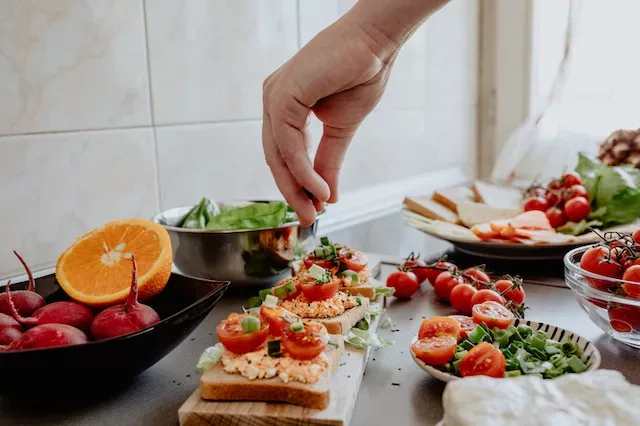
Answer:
[
  {"left": 197, "top": 308, "right": 344, "bottom": 410},
  {"left": 292, "top": 237, "right": 375, "bottom": 299}
]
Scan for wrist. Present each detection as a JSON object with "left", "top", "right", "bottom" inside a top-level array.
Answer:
[{"left": 346, "top": 0, "right": 450, "bottom": 61}]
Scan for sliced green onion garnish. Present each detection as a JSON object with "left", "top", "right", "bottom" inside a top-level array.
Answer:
[
  {"left": 567, "top": 355, "right": 587, "bottom": 373},
  {"left": 284, "top": 280, "right": 297, "bottom": 295},
  {"left": 314, "top": 247, "right": 325, "bottom": 257},
  {"left": 258, "top": 288, "right": 273, "bottom": 300},
  {"left": 504, "top": 370, "right": 522, "bottom": 378},
  {"left": 468, "top": 325, "right": 489, "bottom": 343},
  {"left": 241, "top": 316, "right": 260, "bottom": 333},
  {"left": 340, "top": 270, "right": 359, "bottom": 283},
  {"left": 248, "top": 296, "right": 263, "bottom": 308},
  {"left": 273, "top": 284, "right": 288, "bottom": 299},
  {"left": 320, "top": 236, "right": 330, "bottom": 246},
  {"left": 291, "top": 320, "right": 304, "bottom": 333},
  {"left": 454, "top": 350, "right": 468, "bottom": 360},
  {"left": 262, "top": 294, "right": 278, "bottom": 309}
]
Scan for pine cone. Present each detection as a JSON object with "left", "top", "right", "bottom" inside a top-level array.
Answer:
[{"left": 598, "top": 128, "right": 640, "bottom": 167}]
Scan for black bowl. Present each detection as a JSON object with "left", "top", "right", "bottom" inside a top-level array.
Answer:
[{"left": 0, "top": 271, "right": 229, "bottom": 396}]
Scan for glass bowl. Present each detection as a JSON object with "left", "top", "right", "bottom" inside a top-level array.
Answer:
[{"left": 564, "top": 246, "right": 640, "bottom": 349}]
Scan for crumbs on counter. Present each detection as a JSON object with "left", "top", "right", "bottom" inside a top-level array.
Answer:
[
  {"left": 391, "top": 383, "right": 400, "bottom": 386},
  {"left": 340, "top": 362, "right": 347, "bottom": 367}
]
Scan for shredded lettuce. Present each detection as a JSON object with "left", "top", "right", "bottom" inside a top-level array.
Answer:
[
  {"left": 557, "top": 219, "right": 603, "bottom": 236},
  {"left": 374, "top": 286, "right": 395, "bottom": 300},
  {"left": 196, "top": 343, "right": 225, "bottom": 373},
  {"left": 344, "top": 327, "right": 394, "bottom": 350}
]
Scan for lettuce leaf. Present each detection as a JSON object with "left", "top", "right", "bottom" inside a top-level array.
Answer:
[
  {"left": 557, "top": 219, "right": 603, "bottom": 236},
  {"left": 344, "top": 327, "right": 394, "bottom": 350},
  {"left": 206, "top": 202, "right": 287, "bottom": 231},
  {"left": 196, "top": 343, "right": 225, "bottom": 373}
]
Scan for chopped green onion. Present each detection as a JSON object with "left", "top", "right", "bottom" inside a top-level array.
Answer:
[
  {"left": 267, "top": 339, "right": 283, "bottom": 357},
  {"left": 494, "top": 329, "right": 511, "bottom": 347},
  {"left": 458, "top": 340, "right": 475, "bottom": 351},
  {"left": 504, "top": 370, "right": 522, "bottom": 378},
  {"left": 284, "top": 281, "right": 297, "bottom": 295},
  {"left": 468, "top": 325, "right": 489, "bottom": 343},
  {"left": 517, "top": 324, "right": 532, "bottom": 336},
  {"left": 567, "top": 355, "right": 587, "bottom": 373},
  {"left": 340, "top": 270, "right": 360, "bottom": 283},
  {"left": 308, "top": 264, "right": 331, "bottom": 283},
  {"left": 258, "top": 288, "right": 273, "bottom": 300},
  {"left": 248, "top": 296, "right": 263, "bottom": 308},
  {"left": 273, "top": 284, "right": 288, "bottom": 299},
  {"left": 262, "top": 294, "right": 278, "bottom": 309},
  {"left": 454, "top": 350, "right": 468, "bottom": 360},
  {"left": 314, "top": 247, "right": 325, "bottom": 257},
  {"left": 241, "top": 316, "right": 260, "bottom": 333},
  {"left": 452, "top": 359, "right": 463, "bottom": 373},
  {"left": 291, "top": 320, "right": 304, "bottom": 333},
  {"left": 320, "top": 236, "right": 330, "bottom": 246}
]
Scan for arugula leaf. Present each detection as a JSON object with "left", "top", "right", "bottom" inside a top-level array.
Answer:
[{"left": 206, "top": 202, "right": 287, "bottom": 231}]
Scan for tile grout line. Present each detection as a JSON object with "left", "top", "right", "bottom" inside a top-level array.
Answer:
[
  {"left": 296, "top": 0, "right": 302, "bottom": 49},
  {"left": 141, "top": 0, "right": 162, "bottom": 212}
]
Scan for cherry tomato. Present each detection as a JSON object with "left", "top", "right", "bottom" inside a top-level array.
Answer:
[
  {"left": 546, "top": 207, "right": 566, "bottom": 228},
  {"left": 633, "top": 229, "right": 640, "bottom": 244},
  {"left": 494, "top": 279, "right": 526, "bottom": 304},
  {"left": 260, "top": 306, "right": 293, "bottom": 337},
  {"left": 418, "top": 316, "right": 461, "bottom": 341},
  {"left": 580, "top": 246, "right": 622, "bottom": 291},
  {"left": 564, "top": 197, "right": 590, "bottom": 222},
  {"left": 545, "top": 190, "right": 561, "bottom": 207},
  {"left": 562, "top": 171, "right": 582, "bottom": 188},
  {"left": 524, "top": 196, "right": 549, "bottom": 212},
  {"left": 608, "top": 306, "right": 640, "bottom": 333},
  {"left": 217, "top": 314, "right": 269, "bottom": 354},
  {"left": 459, "top": 342, "right": 506, "bottom": 378},
  {"left": 403, "top": 258, "right": 428, "bottom": 284},
  {"left": 527, "top": 187, "right": 546, "bottom": 198},
  {"left": 302, "top": 253, "right": 336, "bottom": 270},
  {"left": 448, "top": 315, "right": 477, "bottom": 339},
  {"left": 463, "top": 267, "right": 491, "bottom": 288},
  {"left": 423, "top": 261, "right": 457, "bottom": 286},
  {"left": 566, "top": 184, "right": 588, "bottom": 201},
  {"left": 300, "top": 280, "right": 339, "bottom": 302},
  {"left": 281, "top": 321, "right": 329, "bottom": 360},
  {"left": 548, "top": 179, "right": 563, "bottom": 190},
  {"left": 338, "top": 248, "right": 367, "bottom": 272},
  {"left": 472, "top": 301, "right": 514, "bottom": 329},
  {"left": 411, "top": 335, "right": 457, "bottom": 366},
  {"left": 449, "top": 284, "right": 478, "bottom": 314},
  {"left": 434, "top": 272, "right": 464, "bottom": 302},
  {"left": 622, "top": 265, "right": 640, "bottom": 298},
  {"left": 470, "top": 289, "right": 504, "bottom": 307},
  {"left": 386, "top": 270, "right": 420, "bottom": 299}
]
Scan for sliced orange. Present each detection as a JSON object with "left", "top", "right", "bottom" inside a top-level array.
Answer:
[{"left": 55, "top": 218, "right": 172, "bottom": 307}]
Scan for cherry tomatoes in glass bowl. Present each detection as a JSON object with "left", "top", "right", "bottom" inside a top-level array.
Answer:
[
  {"left": 472, "top": 301, "right": 514, "bottom": 329},
  {"left": 608, "top": 306, "right": 640, "bottom": 333},
  {"left": 459, "top": 342, "right": 506, "bottom": 378},
  {"left": 579, "top": 246, "right": 622, "bottom": 291},
  {"left": 622, "top": 265, "right": 640, "bottom": 299},
  {"left": 449, "top": 284, "right": 478, "bottom": 314},
  {"left": 386, "top": 270, "right": 419, "bottom": 299},
  {"left": 564, "top": 197, "right": 590, "bottom": 222},
  {"left": 523, "top": 196, "right": 549, "bottom": 212},
  {"left": 434, "top": 272, "right": 464, "bottom": 302},
  {"left": 281, "top": 321, "right": 329, "bottom": 360},
  {"left": 546, "top": 207, "right": 566, "bottom": 228},
  {"left": 217, "top": 314, "right": 269, "bottom": 355}
]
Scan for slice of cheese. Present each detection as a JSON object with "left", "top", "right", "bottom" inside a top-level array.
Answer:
[
  {"left": 432, "top": 187, "right": 475, "bottom": 213},
  {"left": 457, "top": 201, "right": 521, "bottom": 228},
  {"left": 403, "top": 196, "right": 459, "bottom": 224},
  {"left": 472, "top": 181, "right": 523, "bottom": 210},
  {"left": 442, "top": 370, "right": 640, "bottom": 426}
]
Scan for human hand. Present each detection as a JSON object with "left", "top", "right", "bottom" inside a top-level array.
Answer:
[{"left": 262, "top": 0, "right": 449, "bottom": 226}]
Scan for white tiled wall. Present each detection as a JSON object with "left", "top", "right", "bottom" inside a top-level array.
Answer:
[{"left": 0, "top": 0, "right": 479, "bottom": 278}]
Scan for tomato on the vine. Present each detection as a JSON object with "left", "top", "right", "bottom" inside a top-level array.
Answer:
[
  {"left": 633, "top": 229, "right": 640, "bottom": 244},
  {"left": 580, "top": 246, "right": 622, "bottom": 291},
  {"left": 523, "top": 197, "right": 549, "bottom": 212},
  {"left": 387, "top": 270, "right": 420, "bottom": 299},
  {"left": 566, "top": 184, "right": 588, "bottom": 201},
  {"left": 402, "top": 257, "right": 428, "bottom": 284},
  {"left": 562, "top": 171, "right": 582, "bottom": 188},
  {"left": 564, "top": 197, "right": 590, "bottom": 222},
  {"left": 548, "top": 180, "right": 563, "bottom": 190},
  {"left": 494, "top": 279, "right": 526, "bottom": 304},
  {"left": 546, "top": 207, "right": 566, "bottom": 228},
  {"left": 434, "top": 272, "right": 464, "bottom": 302},
  {"left": 545, "top": 190, "right": 561, "bottom": 207},
  {"left": 423, "top": 261, "right": 456, "bottom": 286},
  {"left": 463, "top": 267, "right": 491, "bottom": 288},
  {"left": 470, "top": 289, "right": 504, "bottom": 307},
  {"left": 622, "top": 265, "right": 640, "bottom": 298},
  {"left": 449, "top": 284, "right": 478, "bottom": 314}
]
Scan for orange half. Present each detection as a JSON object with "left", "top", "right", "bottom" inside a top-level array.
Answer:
[{"left": 55, "top": 218, "right": 172, "bottom": 307}]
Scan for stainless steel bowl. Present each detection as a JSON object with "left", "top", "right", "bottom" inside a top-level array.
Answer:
[{"left": 152, "top": 201, "right": 322, "bottom": 286}]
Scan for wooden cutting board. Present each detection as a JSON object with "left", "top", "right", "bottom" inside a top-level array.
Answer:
[{"left": 178, "top": 265, "right": 383, "bottom": 426}]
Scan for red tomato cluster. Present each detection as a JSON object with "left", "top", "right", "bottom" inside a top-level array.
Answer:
[
  {"left": 523, "top": 171, "right": 590, "bottom": 228},
  {"left": 386, "top": 255, "right": 526, "bottom": 317},
  {"left": 579, "top": 230, "right": 640, "bottom": 333}
]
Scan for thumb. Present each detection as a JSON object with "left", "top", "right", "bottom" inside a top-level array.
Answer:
[{"left": 313, "top": 124, "right": 358, "bottom": 203}]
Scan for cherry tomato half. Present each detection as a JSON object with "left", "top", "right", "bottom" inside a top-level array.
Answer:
[
  {"left": 434, "top": 272, "right": 464, "bottom": 303},
  {"left": 217, "top": 314, "right": 269, "bottom": 354},
  {"left": 448, "top": 315, "right": 477, "bottom": 339},
  {"left": 411, "top": 335, "right": 457, "bottom": 366},
  {"left": 472, "top": 301, "right": 514, "bottom": 329},
  {"left": 418, "top": 316, "right": 461, "bottom": 341},
  {"left": 281, "top": 321, "right": 329, "bottom": 360},
  {"left": 302, "top": 253, "right": 336, "bottom": 270},
  {"left": 459, "top": 342, "right": 506, "bottom": 378},
  {"left": 564, "top": 197, "right": 590, "bottom": 222},
  {"left": 387, "top": 270, "right": 420, "bottom": 299},
  {"left": 338, "top": 248, "right": 368, "bottom": 272},
  {"left": 300, "top": 280, "right": 339, "bottom": 302},
  {"left": 260, "top": 306, "right": 298, "bottom": 337},
  {"left": 470, "top": 289, "right": 504, "bottom": 307},
  {"left": 450, "top": 284, "right": 478, "bottom": 314},
  {"left": 494, "top": 279, "right": 526, "bottom": 305},
  {"left": 524, "top": 196, "right": 549, "bottom": 212}
]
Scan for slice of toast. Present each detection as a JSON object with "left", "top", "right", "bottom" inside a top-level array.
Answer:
[
  {"left": 200, "top": 339, "right": 344, "bottom": 410},
  {"left": 432, "top": 186, "right": 475, "bottom": 213},
  {"left": 314, "top": 298, "right": 369, "bottom": 335},
  {"left": 472, "top": 181, "right": 523, "bottom": 210},
  {"left": 403, "top": 196, "right": 459, "bottom": 224},
  {"left": 457, "top": 201, "right": 521, "bottom": 228}
]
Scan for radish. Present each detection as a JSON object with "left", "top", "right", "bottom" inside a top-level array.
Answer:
[
  {"left": 0, "top": 308, "right": 22, "bottom": 345},
  {"left": 0, "top": 323, "right": 88, "bottom": 351},
  {"left": 5, "top": 284, "right": 95, "bottom": 334},
  {"left": 0, "top": 251, "right": 46, "bottom": 316},
  {"left": 91, "top": 255, "right": 160, "bottom": 340}
]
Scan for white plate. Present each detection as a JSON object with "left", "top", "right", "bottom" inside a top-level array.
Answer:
[{"left": 410, "top": 319, "right": 602, "bottom": 382}]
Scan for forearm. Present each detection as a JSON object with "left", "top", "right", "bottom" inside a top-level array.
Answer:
[{"left": 345, "top": 0, "right": 450, "bottom": 60}]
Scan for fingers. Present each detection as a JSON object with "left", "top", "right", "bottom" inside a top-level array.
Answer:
[
  {"left": 313, "top": 123, "right": 357, "bottom": 203},
  {"left": 262, "top": 108, "right": 317, "bottom": 226}
]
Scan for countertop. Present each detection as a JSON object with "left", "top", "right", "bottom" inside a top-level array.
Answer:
[{"left": 1, "top": 252, "right": 639, "bottom": 426}]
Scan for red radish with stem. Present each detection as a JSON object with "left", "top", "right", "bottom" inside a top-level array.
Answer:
[
  {"left": 90, "top": 255, "right": 160, "bottom": 341},
  {"left": 0, "top": 251, "right": 46, "bottom": 317},
  {"left": 0, "top": 323, "right": 88, "bottom": 351},
  {"left": 5, "top": 284, "right": 95, "bottom": 334},
  {"left": 0, "top": 297, "right": 23, "bottom": 345}
]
